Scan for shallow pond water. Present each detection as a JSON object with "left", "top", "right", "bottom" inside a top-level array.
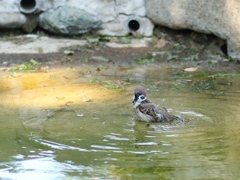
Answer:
[{"left": 0, "top": 66, "right": 240, "bottom": 179}]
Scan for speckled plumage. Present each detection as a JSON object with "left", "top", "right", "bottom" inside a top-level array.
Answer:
[{"left": 133, "top": 87, "right": 184, "bottom": 122}]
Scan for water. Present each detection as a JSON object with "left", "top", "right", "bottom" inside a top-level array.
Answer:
[{"left": 0, "top": 67, "right": 240, "bottom": 179}]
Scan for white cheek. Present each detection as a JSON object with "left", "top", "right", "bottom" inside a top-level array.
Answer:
[{"left": 139, "top": 95, "right": 146, "bottom": 102}]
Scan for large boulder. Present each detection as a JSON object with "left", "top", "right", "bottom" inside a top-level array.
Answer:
[
  {"left": 145, "top": 0, "right": 240, "bottom": 59},
  {"left": 39, "top": 6, "right": 102, "bottom": 35}
]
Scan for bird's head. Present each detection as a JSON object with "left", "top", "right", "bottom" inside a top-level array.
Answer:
[{"left": 133, "top": 87, "right": 147, "bottom": 108}]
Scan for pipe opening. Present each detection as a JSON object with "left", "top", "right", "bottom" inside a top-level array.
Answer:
[
  {"left": 19, "top": 0, "right": 37, "bottom": 14},
  {"left": 128, "top": 20, "right": 140, "bottom": 31}
]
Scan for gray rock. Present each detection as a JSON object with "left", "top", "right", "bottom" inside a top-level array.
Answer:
[
  {"left": 66, "top": 0, "right": 146, "bottom": 22},
  {"left": 145, "top": 0, "right": 240, "bottom": 59},
  {"left": 0, "top": 13, "right": 26, "bottom": 28},
  {"left": 0, "top": 0, "right": 19, "bottom": 13},
  {"left": 39, "top": 6, "right": 102, "bottom": 35}
]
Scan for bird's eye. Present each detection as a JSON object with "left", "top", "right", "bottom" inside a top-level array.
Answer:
[{"left": 140, "top": 96, "right": 145, "bottom": 99}]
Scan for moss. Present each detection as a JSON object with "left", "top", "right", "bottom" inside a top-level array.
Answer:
[
  {"left": 171, "top": 80, "right": 217, "bottom": 92},
  {"left": 9, "top": 59, "right": 40, "bottom": 72},
  {"left": 135, "top": 53, "right": 155, "bottom": 65}
]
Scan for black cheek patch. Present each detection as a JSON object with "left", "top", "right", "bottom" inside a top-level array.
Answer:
[{"left": 134, "top": 93, "right": 139, "bottom": 101}]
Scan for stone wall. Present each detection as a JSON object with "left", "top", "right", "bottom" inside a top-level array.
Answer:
[
  {"left": 0, "top": 0, "right": 153, "bottom": 36},
  {"left": 0, "top": 0, "right": 240, "bottom": 59}
]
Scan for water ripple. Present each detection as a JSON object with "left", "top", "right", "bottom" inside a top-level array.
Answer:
[
  {"left": 34, "top": 138, "right": 89, "bottom": 152},
  {"left": 104, "top": 134, "right": 129, "bottom": 141},
  {"left": 180, "top": 110, "right": 204, "bottom": 117},
  {"left": 0, "top": 156, "right": 93, "bottom": 180},
  {"left": 91, "top": 145, "right": 121, "bottom": 150},
  {"left": 134, "top": 142, "right": 158, "bottom": 146}
]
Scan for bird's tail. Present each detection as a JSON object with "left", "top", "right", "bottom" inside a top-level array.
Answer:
[{"left": 170, "top": 114, "right": 185, "bottom": 122}]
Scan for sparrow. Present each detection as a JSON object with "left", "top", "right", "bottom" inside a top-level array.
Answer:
[{"left": 133, "top": 87, "right": 184, "bottom": 123}]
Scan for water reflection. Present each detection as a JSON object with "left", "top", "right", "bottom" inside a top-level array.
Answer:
[
  {"left": 0, "top": 153, "right": 93, "bottom": 179},
  {"left": 0, "top": 68, "right": 240, "bottom": 179}
]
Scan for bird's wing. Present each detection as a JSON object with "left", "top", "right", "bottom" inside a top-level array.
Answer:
[
  {"left": 138, "top": 103, "right": 168, "bottom": 122},
  {"left": 138, "top": 103, "right": 184, "bottom": 122},
  {"left": 153, "top": 104, "right": 169, "bottom": 114},
  {"left": 154, "top": 104, "right": 184, "bottom": 122}
]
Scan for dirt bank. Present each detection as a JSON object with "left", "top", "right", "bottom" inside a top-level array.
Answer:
[{"left": 0, "top": 27, "right": 239, "bottom": 73}]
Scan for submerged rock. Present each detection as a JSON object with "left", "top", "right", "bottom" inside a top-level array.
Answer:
[{"left": 39, "top": 6, "right": 102, "bottom": 35}]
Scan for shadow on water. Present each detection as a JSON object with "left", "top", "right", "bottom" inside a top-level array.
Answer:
[{"left": 0, "top": 66, "right": 240, "bottom": 179}]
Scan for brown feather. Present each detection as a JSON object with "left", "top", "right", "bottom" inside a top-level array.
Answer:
[
  {"left": 134, "top": 87, "right": 147, "bottom": 96},
  {"left": 138, "top": 102, "right": 182, "bottom": 122}
]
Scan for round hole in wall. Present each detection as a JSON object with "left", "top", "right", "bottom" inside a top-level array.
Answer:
[
  {"left": 20, "top": 0, "right": 37, "bottom": 11},
  {"left": 128, "top": 20, "right": 140, "bottom": 31}
]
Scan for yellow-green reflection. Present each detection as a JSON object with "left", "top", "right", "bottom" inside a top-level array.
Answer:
[{"left": 0, "top": 69, "right": 123, "bottom": 108}]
